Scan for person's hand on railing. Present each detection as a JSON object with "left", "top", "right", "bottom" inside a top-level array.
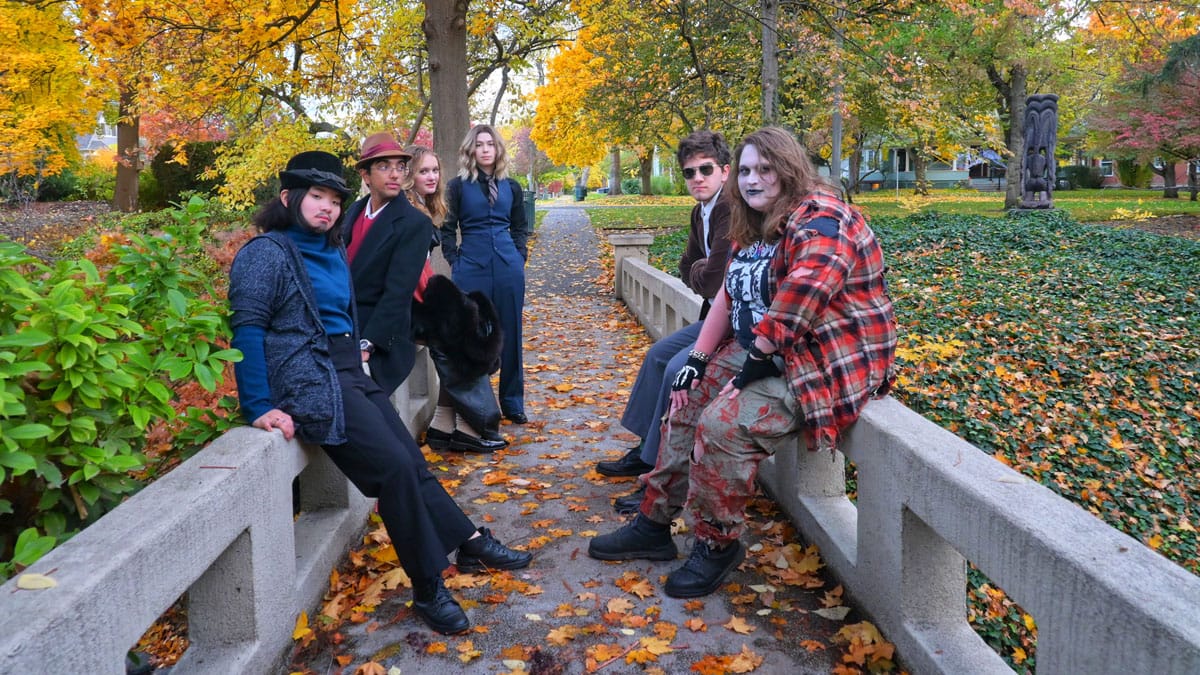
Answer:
[{"left": 253, "top": 408, "right": 295, "bottom": 440}]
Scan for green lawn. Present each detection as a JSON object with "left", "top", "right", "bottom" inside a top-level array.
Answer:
[{"left": 581, "top": 188, "right": 1200, "bottom": 232}]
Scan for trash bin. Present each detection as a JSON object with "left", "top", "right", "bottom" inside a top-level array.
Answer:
[
  {"left": 523, "top": 189, "right": 535, "bottom": 226},
  {"left": 573, "top": 185, "right": 587, "bottom": 201}
]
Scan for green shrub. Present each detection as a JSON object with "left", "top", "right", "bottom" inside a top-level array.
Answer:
[
  {"left": 71, "top": 160, "right": 116, "bottom": 202},
  {"left": 1115, "top": 158, "right": 1153, "bottom": 188},
  {"left": 138, "top": 169, "right": 163, "bottom": 209},
  {"left": 621, "top": 178, "right": 641, "bottom": 195},
  {"left": 1059, "top": 165, "right": 1103, "bottom": 189},
  {"left": 0, "top": 196, "right": 240, "bottom": 580},
  {"left": 37, "top": 170, "right": 79, "bottom": 202},
  {"left": 150, "top": 142, "right": 223, "bottom": 208},
  {"left": 650, "top": 175, "right": 678, "bottom": 196}
]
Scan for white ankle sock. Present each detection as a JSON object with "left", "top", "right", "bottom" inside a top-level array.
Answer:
[
  {"left": 458, "top": 420, "right": 482, "bottom": 438},
  {"left": 431, "top": 406, "right": 456, "bottom": 432}
]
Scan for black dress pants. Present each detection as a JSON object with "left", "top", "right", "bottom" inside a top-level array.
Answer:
[{"left": 322, "top": 334, "right": 476, "bottom": 580}]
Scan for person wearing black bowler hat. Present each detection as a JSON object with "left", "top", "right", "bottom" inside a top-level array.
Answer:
[{"left": 229, "top": 150, "right": 531, "bottom": 635}]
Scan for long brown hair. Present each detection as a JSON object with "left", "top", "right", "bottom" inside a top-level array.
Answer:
[
  {"left": 402, "top": 145, "right": 447, "bottom": 224},
  {"left": 727, "top": 127, "right": 828, "bottom": 248}
]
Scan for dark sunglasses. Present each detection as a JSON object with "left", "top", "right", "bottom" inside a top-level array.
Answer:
[{"left": 682, "top": 163, "right": 717, "bottom": 180}]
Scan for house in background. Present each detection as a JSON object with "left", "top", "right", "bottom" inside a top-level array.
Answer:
[{"left": 76, "top": 112, "right": 117, "bottom": 160}]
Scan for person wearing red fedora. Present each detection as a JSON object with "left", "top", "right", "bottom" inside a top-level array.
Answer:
[
  {"left": 230, "top": 150, "right": 532, "bottom": 636},
  {"left": 342, "top": 131, "right": 429, "bottom": 396}
]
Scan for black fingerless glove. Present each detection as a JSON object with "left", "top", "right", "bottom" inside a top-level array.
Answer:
[
  {"left": 731, "top": 345, "right": 781, "bottom": 389},
  {"left": 672, "top": 354, "right": 709, "bottom": 392}
]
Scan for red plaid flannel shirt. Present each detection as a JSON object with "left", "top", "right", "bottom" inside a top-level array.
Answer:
[{"left": 752, "top": 190, "right": 896, "bottom": 450}]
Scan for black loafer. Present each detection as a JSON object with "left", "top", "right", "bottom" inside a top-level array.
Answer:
[
  {"left": 482, "top": 429, "right": 508, "bottom": 445},
  {"left": 587, "top": 514, "right": 677, "bottom": 561},
  {"left": 597, "top": 446, "right": 654, "bottom": 477},
  {"left": 424, "top": 427, "right": 453, "bottom": 450},
  {"left": 664, "top": 540, "right": 744, "bottom": 598},
  {"left": 505, "top": 412, "right": 529, "bottom": 424},
  {"left": 613, "top": 486, "right": 646, "bottom": 515},
  {"left": 412, "top": 578, "right": 470, "bottom": 634},
  {"left": 456, "top": 527, "right": 533, "bottom": 572},
  {"left": 448, "top": 430, "right": 507, "bottom": 453}
]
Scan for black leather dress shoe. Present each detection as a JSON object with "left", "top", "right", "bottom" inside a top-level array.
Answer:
[
  {"left": 448, "top": 430, "right": 507, "bottom": 453},
  {"left": 424, "top": 428, "right": 453, "bottom": 450},
  {"left": 505, "top": 412, "right": 529, "bottom": 424},
  {"left": 597, "top": 446, "right": 654, "bottom": 477},
  {"left": 412, "top": 578, "right": 470, "bottom": 634},
  {"left": 613, "top": 486, "right": 646, "bottom": 515},
  {"left": 664, "top": 540, "right": 745, "bottom": 598},
  {"left": 482, "top": 429, "right": 508, "bottom": 445},
  {"left": 456, "top": 527, "right": 533, "bottom": 572}
]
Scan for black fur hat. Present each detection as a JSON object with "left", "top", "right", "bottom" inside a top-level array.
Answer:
[{"left": 412, "top": 275, "right": 502, "bottom": 380}]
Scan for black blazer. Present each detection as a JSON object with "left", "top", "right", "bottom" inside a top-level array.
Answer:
[{"left": 343, "top": 192, "right": 435, "bottom": 395}]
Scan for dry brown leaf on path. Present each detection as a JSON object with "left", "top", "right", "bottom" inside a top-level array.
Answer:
[{"left": 723, "top": 616, "right": 756, "bottom": 634}]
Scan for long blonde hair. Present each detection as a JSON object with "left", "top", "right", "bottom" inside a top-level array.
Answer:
[
  {"left": 457, "top": 124, "right": 509, "bottom": 183},
  {"left": 402, "top": 144, "right": 447, "bottom": 224},
  {"left": 727, "top": 127, "right": 829, "bottom": 248}
]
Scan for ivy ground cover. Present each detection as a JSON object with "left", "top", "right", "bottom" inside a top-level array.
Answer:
[{"left": 874, "top": 210, "right": 1198, "bottom": 572}]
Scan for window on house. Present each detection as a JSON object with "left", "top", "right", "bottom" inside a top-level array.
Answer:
[
  {"left": 1099, "top": 160, "right": 1114, "bottom": 177},
  {"left": 895, "top": 149, "right": 910, "bottom": 173}
]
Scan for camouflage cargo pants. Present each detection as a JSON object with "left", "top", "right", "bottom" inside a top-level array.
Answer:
[{"left": 640, "top": 340, "right": 802, "bottom": 547}]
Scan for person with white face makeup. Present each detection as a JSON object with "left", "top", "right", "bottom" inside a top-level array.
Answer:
[{"left": 588, "top": 127, "right": 897, "bottom": 598}]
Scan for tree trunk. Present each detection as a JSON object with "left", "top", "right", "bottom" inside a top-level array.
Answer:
[
  {"left": 639, "top": 150, "right": 653, "bottom": 196},
  {"left": 1157, "top": 160, "right": 1179, "bottom": 198},
  {"left": 913, "top": 154, "right": 929, "bottom": 196},
  {"left": 1002, "top": 65, "right": 1027, "bottom": 210},
  {"left": 848, "top": 144, "right": 862, "bottom": 194},
  {"left": 1189, "top": 161, "right": 1198, "bottom": 201},
  {"left": 114, "top": 87, "right": 140, "bottom": 213},
  {"left": 760, "top": 0, "right": 778, "bottom": 124},
  {"left": 489, "top": 65, "right": 510, "bottom": 127},
  {"left": 424, "top": 0, "right": 471, "bottom": 175},
  {"left": 610, "top": 147, "right": 622, "bottom": 195}
]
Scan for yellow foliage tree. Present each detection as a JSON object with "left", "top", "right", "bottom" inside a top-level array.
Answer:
[{"left": 0, "top": 3, "right": 96, "bottom": 188}]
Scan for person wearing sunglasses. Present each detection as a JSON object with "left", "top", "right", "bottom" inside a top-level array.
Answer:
[{"left": 595, "top": 130, "right": 734, "bottom": 514}]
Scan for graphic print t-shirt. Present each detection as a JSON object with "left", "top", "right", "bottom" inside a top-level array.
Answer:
[{"left": 725, "top": 240, "right": 778, "bottom": 349}]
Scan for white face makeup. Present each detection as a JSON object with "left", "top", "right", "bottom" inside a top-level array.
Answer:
[{"left": 737, "top": 144, "right": 780, "bottom": 213}]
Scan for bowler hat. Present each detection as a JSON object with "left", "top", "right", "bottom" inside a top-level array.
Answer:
[
  {"left": 356, "top": 132, "right": 412, "bottom": 170},
  {"left": 279, "top": 151, "right": 352, "bottom": 201}
]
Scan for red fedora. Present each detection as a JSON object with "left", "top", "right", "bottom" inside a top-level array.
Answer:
[{"left": 356, "top": 132, "right": 413, "bottom": 170}]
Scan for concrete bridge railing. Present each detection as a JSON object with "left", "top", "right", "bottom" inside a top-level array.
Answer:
[
  {"left": 610, "top": 235, "right": 1200, "bottom": 674},
  {"left": 0, "top": 353, "right": 439, "bottom": 673}
]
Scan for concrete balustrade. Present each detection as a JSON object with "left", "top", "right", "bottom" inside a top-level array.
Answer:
[
  {"left": 612, "top": 233, "right": 1200, "bottom": 673},
  {"left": 0, "top": 351, "right": 438, "bottom": 674},
  {"left": 3, "top": 233, "right": 1198, "bottom": 674}
]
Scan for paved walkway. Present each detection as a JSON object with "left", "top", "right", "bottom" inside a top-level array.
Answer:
[{"left": 295, "top": 209, "right": 852, "bottom": 674}]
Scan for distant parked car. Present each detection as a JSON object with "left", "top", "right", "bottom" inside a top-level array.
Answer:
[{"left": 595, "top": 187, "right": 610, "bottom": 194}]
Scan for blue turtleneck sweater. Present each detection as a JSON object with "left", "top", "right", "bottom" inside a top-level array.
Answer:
[{"left": 232, "top": 226, "right": 353, "bottom": 422}]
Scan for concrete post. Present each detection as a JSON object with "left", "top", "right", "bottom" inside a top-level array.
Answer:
[{"left": 607, "top": 233, "right": 654, "bottom": 300}]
